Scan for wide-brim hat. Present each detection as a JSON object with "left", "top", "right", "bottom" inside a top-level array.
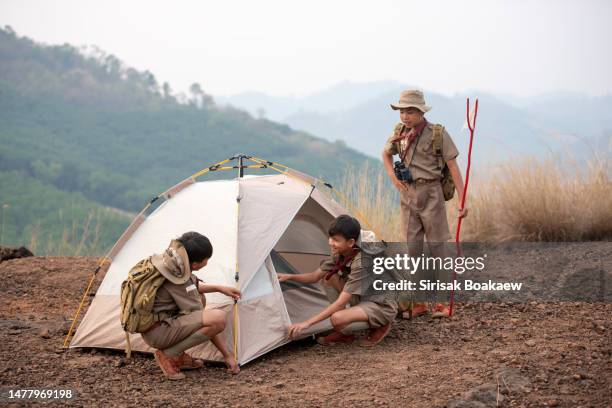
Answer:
[
  {"left": 151, "top": 240, "right": 192, "bottom": 284},
  {"left": 390, "top": 89, "right": 431, "bottom": 112}
]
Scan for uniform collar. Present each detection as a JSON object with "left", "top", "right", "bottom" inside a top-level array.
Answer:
[
  {"left": 391, "top": 119, "right": 429, "bottom": 143},
  {"left": 412, "top": 119, "right": 428, "bottom": 136}
]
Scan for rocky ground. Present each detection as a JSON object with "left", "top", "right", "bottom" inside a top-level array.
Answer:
[{"left": 0, "top": 243, "right": 610, "bottom": 407}]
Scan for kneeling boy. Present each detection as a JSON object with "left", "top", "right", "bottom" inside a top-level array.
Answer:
[
  {"left": 126, "top": 231, "right": 241, "bottom": 380},
  {"left": 279, "top": 215, "right": 397, "bottom": 346}
]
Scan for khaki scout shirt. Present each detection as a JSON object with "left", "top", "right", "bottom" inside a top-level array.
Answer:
[
  {"left": 152, "top": 275, "right": 203, "bottom": 318},
  {"left": 384, "top": 122, "right": 459, "bottom": 181},
  {"left": 320, "top": 251, "right": 396, "bottom": 306}
]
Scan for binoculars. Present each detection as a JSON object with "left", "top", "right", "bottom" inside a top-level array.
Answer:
[
  {"left": 393, "top": 161, "right": 414, "bottom": 184},
  {"left": 393, "top": 161, "right": 413, "bottom": 184}
]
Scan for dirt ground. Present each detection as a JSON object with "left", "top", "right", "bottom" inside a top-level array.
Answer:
[{"left": 0, "top": 243, "right": 610, "bottom": 407}]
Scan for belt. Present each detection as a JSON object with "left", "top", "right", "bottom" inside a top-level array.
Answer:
[{"left": 413, "top": 178, "right": 439, "bottom": 186}]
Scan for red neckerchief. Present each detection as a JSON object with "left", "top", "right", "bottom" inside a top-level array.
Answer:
[
  {"left": 324, "top": 247, "right": 360, "bottom": 281},
  {"left": 390, "top": 119, "right": 428, "bottom": 159},
  {"left": 390, "top": 119, "right": 428, "bottom": 143}
]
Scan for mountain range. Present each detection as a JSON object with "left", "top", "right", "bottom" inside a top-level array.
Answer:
[{"left": 218, "top": 82, "right": 612, "bottom": 167}]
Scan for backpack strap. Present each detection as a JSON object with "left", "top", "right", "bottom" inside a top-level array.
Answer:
[
  {"left": 391, "top": 122, "right": 412, "bottom": 161},
  {"left": 125, "top": 332, "right": 132, "bottom": 359},
  {"left": 393, "top": 122, "right": 405, "bottom": 139},
  {"left": 391, "top": 122, "right": 405, "bottom": 144},
  {"left": 389, "top": 122, "right": 405, "bottom": 158},
  {"left": 432, "top": 124, "right": 445, "bottom": 170}
]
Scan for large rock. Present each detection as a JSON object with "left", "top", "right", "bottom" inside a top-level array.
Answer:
[
  {"left": 446, "top": 367, "right": 531, "bottom": 408},
  {"left": 0, "top": 246, "right": 34, "bottom": 262}
]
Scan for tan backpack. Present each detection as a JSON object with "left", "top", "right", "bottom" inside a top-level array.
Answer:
[
  {"left": 119, "top": 258, "right": 167, "bottom": 334},
  {"left": 432, "top": 124, "right": 455, "bottom": 201}
]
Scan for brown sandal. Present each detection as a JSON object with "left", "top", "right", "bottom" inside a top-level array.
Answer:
[
  {"left": 359, "top": 323, "right": 391, "bottom": 347},
  {"left": 176, "top": 352, "right": 204, "bottom": 370},
  {"left": 154, "top": 350, "right": 185, "bottom": 380}
]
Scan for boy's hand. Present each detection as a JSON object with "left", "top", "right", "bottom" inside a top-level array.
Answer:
[
  {"left": 277, "top": 273, "right": 291, "bottom": 282},
  {"left": 288, "top": 321, "right": 311, "bottom": 338},
  {"left": 457, "top": 206, "right": 469, "bottom": 218},
  {"left": 392, "top": 178, "right": 408, "bottom": 191},
  {"left": 221, "top": 286, "right": 241, "bottom": 300}
]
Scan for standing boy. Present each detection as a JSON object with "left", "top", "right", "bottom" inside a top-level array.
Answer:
[{"left": 381, "top": 89, "right": 468, "bottom": 318}]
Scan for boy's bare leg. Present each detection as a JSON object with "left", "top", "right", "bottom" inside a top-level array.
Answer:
[
  {"left": 316, "top": 306, "right": 369, "bottom": 345},
  {"left": 330, "top": 307, "right": 370, "bottom": 333},
  {"left": 199, "top": 309, "right": 240, "bottom": 374},
  {"left": 210, "top": 334, "right": 240, "bottom": 374},
  {"left": 199, "top": 309, "right": 225, "bottom": 337}
]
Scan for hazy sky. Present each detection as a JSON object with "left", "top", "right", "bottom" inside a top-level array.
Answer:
[{"left": 1, "top": 0, "right": 610, "bottom": 97}]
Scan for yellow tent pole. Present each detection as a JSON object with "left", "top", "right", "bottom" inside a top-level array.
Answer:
[
  {"left": 191, "top": 157, "right": 267, "bottom": 178},
  {"left": 232, "top": 155, "right": 243, "bottom": 367},
  {"left": 211, "top": 165, "right": 267, "bottom": 171},
  {"left": 190, "top": 158, "right": 233, "bottom": 179},
  {"left": 62, "top": 257, "right": 111, "bottom": 348},
  {"left": 62, "top": 271, "right": 96, "bottom": 348}
]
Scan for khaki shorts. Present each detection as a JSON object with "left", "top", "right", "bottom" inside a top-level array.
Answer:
[
  {"left": 141, "top": 310, "right": 203, "bottom": 350},
  {"left": 400, "top": 182, "right": 450, "bottom": 244},
  {"left": 323, "top": 281, "right": 397, "bottom": 328},
  {"left": 356, "top": 301, "right": 397, "bottom": 328}
]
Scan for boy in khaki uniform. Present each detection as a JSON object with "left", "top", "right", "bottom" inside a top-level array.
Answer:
[
  {"left": 381, "top": 89, "right": 468, "bottom": 318},
  {"left": 135, "top": 232, "right": 241, "bottom": 379},
  {"left": 279, "top": 215, "right": 397, "bottom": 346}
]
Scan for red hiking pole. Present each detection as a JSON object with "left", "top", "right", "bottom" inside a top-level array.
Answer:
[{"left": 449, "top": 97, "right": 478, "bottom": 317}]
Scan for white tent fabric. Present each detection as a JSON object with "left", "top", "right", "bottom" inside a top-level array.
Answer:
[{"left": 70, "top": 173, "right": 349, "bottom": 365}]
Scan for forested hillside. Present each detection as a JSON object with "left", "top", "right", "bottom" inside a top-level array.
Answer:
[{"left": 0, "top": 27, "right": 372, "bottom": 254}]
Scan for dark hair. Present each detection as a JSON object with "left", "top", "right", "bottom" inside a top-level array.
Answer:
[
  {"left": 328, "top": 215, "right": 361, "bottom": 241},
  {"left": 177, "top": 231, "right": 213, "bottom": 263}
]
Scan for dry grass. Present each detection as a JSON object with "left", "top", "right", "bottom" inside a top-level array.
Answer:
[
  {"left": 335, "top": 162, "right": 402, "bottom": 241},
  {"left": 28, "top": 211, "right": 104, "bottom": 255},
  {"left": 339, "top": 154, "right": 612, "bottom": 242}
]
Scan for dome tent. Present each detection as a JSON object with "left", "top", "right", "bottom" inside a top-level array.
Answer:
[{"left": 66, "top": 155, "right": 364, "bottom": 365}]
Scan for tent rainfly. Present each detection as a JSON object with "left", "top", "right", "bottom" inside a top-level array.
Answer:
[{"left": 67, "top": 155, "right": 363, "bottom": 365}]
